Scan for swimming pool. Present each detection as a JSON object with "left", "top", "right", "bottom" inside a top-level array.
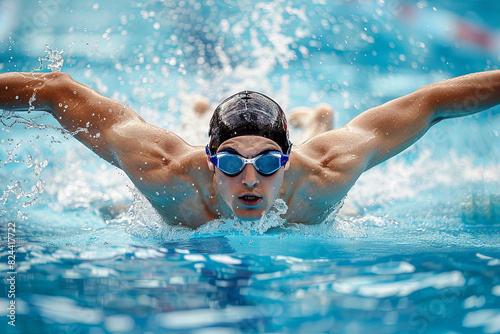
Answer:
[{"left": 1, "top": 0, "right": 499, "bottom": 333}]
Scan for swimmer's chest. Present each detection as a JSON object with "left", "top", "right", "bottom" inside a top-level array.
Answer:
[
  {"left": 281, "top": 174, "right": 347, "bottom": 224},
  {"left": 146, "top": 182, "right": 218, "bottom": 229}
]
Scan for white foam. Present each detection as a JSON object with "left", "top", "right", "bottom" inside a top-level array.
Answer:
[{"left": 123, "top": 188, "right": 291, "bottom": 240}]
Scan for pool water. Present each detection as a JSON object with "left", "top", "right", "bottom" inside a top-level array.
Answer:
[{"left": 1, "top": 0, "right": 500, "bottom": 333}]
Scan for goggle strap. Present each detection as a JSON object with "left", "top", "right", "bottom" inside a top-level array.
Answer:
[
  {"left": 280, "top": 144, "right": 291, "bottom": 166},
  {"left": 206, "top": 146, "right": 218, "bottom": 166}
]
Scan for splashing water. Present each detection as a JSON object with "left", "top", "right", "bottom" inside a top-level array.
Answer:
[
  {"left": 0, "top": 47, "right": 68, "bottom": 226},
  {"left": 118, "top": 188, "right": 364, "bottom": 241},
  {"left": 195, "top": 198, "right": 290, "bottom": 236},
  {"left": 118, "top": 186, "right": 360, "bottom": 241},
  {"left": 121, "top": 188, "right": 292, "bottom": 241},
  {"left": 37, "top": 45, "right": 65, "bottom": 72},
  {"left": 0, "top": 109, "right": 69, "bottom": 132}
]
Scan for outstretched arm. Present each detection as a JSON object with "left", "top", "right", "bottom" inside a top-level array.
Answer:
[
  {"left": 1, "top": 72, "right": 135, "bottom": 164},
  {"left": 306, "top": 70, "right": 500, "bottom": 172},
  {"left": 0, "top": 72, "right": 190, "bottom": 172}
]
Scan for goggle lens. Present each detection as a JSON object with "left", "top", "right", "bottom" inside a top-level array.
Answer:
[
  {"left": 218, "top": 155, "right": 245, "bottom": 174},
  {"left": 255, "top": 154, "right": 281, "bottom": 174},
  {"left": 207, "top": 147, "right": 288, "bottom": 176}
]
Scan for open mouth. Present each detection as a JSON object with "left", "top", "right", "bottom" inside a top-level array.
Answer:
[{"left": 238, "top": 195, "right": 263, "bottom": 206}]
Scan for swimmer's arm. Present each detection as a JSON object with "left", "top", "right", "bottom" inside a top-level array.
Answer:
[
  {"left": 355, "top": 70, "right": 500, "bottom": 169},
  {"left": 310, "top": 70, "right": 500, "bottom": 172},
  {"left": 0, "top": 72, "right": 141, "bottom": 164},
  {"left": 0, "top": 72, "right": 188, "bottom": 169}
]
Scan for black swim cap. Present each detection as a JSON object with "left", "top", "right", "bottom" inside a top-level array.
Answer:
[{"left": 208, "top": 91, "right": 292, "bottom": 155}]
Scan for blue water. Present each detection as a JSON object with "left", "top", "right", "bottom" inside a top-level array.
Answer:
[{"left": 1, "top": 0, "right": 500, "bottom": 333}]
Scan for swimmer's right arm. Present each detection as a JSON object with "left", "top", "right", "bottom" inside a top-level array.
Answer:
[
  {"left": 0, "top": 72, "right": 145, "bottom": 164},
  {"left": 0, "top": 72, "right": 189, "bottom": 172}
]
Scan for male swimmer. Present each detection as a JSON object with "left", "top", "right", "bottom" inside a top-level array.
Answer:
[{"left": 1, "top": 70, "right": 499, "bottom": 228}]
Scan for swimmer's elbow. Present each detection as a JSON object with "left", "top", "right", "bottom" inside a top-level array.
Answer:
[
  {"left": 1, "top": 72, "right": 74, "bottom": 112},
  {"left": 36, "top": 72, "right": 76, "bottom": 111},
  {"left": 44, "top": 71, "right": 72, "bottom": 80},
  {"left": 413, "top": 85, "right": 440, "bottom": 115},
  {"left": 41, "top": 72, "right": 74, "bottom": 93}
]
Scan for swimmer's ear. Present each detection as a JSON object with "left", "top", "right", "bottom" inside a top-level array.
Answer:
[
  {"left": 207, "top": 155, "right": 215, "bottom": 172},
  {"left": 284, "top": 160, "right": 290, "bottom": 171}
]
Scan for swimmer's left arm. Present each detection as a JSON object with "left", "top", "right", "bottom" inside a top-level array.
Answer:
[{"left": 342, "top": 70, "right": 500, "bottom": 170}]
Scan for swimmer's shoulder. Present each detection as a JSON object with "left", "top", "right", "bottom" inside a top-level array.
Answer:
[
  {"left": 292, "top": 129, "right": 365, "bottom": 175},
  {"left": 142, "top": 146, "right": 218, "bottom": 228},
  {"left": 127, "top": 145, "right": 215, "bottom": 222},
  {"left": 120, "top": 142, "right": 211, "bottom": 190},
  {"left": 286, "top": 130, "right": 367, "bottom": 194}
]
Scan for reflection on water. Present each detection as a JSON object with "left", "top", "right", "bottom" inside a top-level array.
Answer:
[{"left": 0, "top": 242, "right": 499, "bottom": 333}]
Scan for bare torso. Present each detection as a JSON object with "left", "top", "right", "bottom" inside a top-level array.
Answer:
[{"left": 124, "top": 136, "right": 365, "bottom": 229}]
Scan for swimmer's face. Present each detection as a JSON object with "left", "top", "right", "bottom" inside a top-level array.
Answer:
[{"left": 208, "top": 136, "right": 289, "bottom": 221}]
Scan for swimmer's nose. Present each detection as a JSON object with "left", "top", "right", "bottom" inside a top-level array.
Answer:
[{"left": 241, "top": 165, "right": 259, "bottom": 188}]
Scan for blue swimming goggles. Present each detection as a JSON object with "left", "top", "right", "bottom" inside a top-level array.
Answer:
[{"left": 206, "top": 146, "right": 289, "bottom": 176}]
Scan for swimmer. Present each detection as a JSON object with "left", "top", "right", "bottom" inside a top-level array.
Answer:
[
  {"left": 289, "top": 104, "right": 335, "bottom": 143},
  {"left": 1, "top": 71, "right": 499, "bottom": 228},
  {"left": 180, "top": 96, "right": 213, "bottom": 145},
  {"left": 191, "top": 98, "right": 335, "bottom": 143},
  {"left": 192, "top": 97, "right": 211, "bottom": 116}
]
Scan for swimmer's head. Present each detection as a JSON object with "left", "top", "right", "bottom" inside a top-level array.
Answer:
[
  {"left": 207, "top": 136, "right": 289, "bottom": 221},
  {"left": 208, "top": 91, "right": 292, "bottom": 154}
]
